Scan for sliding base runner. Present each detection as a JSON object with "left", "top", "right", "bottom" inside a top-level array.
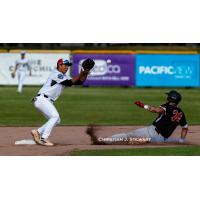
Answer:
[{"left": 87, "top": 90, "right": 189, "bottom": 145}]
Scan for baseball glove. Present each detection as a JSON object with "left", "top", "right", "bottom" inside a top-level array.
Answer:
[
  {"left": 82, "top": 58, "right": 95, "bottom": 71},
  {"left": 11, "top": 72, "right": 15, "bottom": 78}
]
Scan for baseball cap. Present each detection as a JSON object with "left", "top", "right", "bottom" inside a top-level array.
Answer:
[
  {"left": 57, "top": 58, "right": 72, "bottom": 66},
  {"left": 20, "top": 51, "right": 26, "bottom": 54}
]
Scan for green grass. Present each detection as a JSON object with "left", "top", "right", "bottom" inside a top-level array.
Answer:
[
  {"left": 70, "top": 146, "right": 200, "bottom": 156},
  {"left": 0, "top": 86, "right": 199, "bottom": 126}
]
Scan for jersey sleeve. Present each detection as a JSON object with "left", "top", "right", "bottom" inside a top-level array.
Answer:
[
  {"left": 51, "top": 72, "right": 71, "bottom": 83},
  {"left": 159, "top": 104, "right": 167, "bottom": 113},
  {"left": 179, "top": 112, "right": 188, "bottom": 128},
  {"left": 50, "top": 71, "right": 72, "bottom": 86},
  {"left": 59, "top": 74, "right": 73, "bottom": 86}
]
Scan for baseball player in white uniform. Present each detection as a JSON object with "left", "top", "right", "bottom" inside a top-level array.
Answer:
[
  {"left": 31, "top": 58, "right": 95, "bottom": 146},
  {"left": 12, "top": 51, "right": 31, "bottom": 94}
]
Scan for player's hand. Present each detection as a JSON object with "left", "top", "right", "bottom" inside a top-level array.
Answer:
[
  {"left": 134, "top": 100, "right": 145, "bottom": 108},
  {"left": 80, "top": 68, "right": 89, "bottom": 75}
]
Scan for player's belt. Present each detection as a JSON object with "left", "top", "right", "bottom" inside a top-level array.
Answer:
[{"left": 37, "top": 94, "right": 54, "bottom": 102}]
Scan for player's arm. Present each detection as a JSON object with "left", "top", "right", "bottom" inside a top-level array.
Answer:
[
  {"left": 13, "top": 63, "right": 19, "bottom": 74},
  {"left": 176, "top": 127, "right": 188, "bottom": 144},
  {"left": 60, "top": 58, "right": 95, "bottom": 86},
  {"left": 134, "top": 100, "right": 165, "bottom": 114},
  {"left": 59, "top": 70, "right": 89, "bottom": 87},
  {"left": 71, "top": 69, "right": 89, "bottom": 85},
  {"left": 11, "top": 63, "right": 19, "bottom": 78},
  {"left": 71, "top": 58, "right": 95, "bottom": 85},
  {"left": 179, "top": 113, "right": 188, "bottom": 142},
  {"left": 181, "top": 127, "right": 188, "bottom": 139}
]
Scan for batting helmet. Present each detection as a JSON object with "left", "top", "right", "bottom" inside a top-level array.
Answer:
[{"left": 166, "top": 90, "right": 182, "bottom": 104}]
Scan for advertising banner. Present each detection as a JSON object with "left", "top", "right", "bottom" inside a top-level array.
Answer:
[
  {"left": 0, "top": 53, "right": 70, "bottom": 85},
  {"left": 136, "top": 54, "right": 200, "bottom": 87},
  {"left": 72, "top": 54, "right": 135, "bottom": 86}
]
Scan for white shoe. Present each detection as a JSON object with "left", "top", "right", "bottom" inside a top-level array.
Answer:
[
  {"left": 40, "top": 138, "right": 54, "bottom": 146},
  {"left": 31, "top": 130, "right": 43, "bottom": 145}
]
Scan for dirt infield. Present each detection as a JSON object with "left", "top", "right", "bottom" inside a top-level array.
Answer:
[{"left": 0, "top": 125, "right": 199, "bottom": 156}]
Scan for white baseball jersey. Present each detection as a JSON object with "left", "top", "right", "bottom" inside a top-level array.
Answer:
[
  {"left": 38, "top": 69, "right": 72, "bottom": 101},
  {"left": 16, "top": 58, "right": 30, "bottom": 72}
]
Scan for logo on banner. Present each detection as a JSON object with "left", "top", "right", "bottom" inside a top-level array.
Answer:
[
  {"left": 139, "top": 66, "right": 174, "bottom": 75},
  {"left": 9, "top": 59, "right": 55, "bottom": 73},
  {"left": 79, "top": 59, "right": 121, "bottom": 76},
  {"left": 139, "top": 65, "right": 193, "bottom": 77}
]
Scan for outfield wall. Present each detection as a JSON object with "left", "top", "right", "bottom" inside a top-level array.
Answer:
[
  {"left": 136, "top": 54, "right": 200, "bottom": 87},
  {"left": 0, "top": 50, "right": 71, "bottom": 85},
  {"left": 0, "top": 50, "right": 199, "bottom": 87},
  {"left": 72, "top": 52, "right": 135, "bottom": 86},
  {"left": 72, "top": 50, "right": 200, "bottom": 87}
]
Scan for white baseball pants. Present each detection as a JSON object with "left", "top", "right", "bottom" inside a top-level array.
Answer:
[
  {"left": 17, "top": 71, "right": 26, "bottom": 93},
  {"left": 34, "top": 95, "right": 60, "bottom": 139}
]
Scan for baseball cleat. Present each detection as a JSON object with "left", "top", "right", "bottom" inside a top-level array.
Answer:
[
  {"left": 86, "top": 125, "right": 103, "bottom": 145},
  {"left": 40, "top": 138, "right": 54, "bottom": 146},
  {"left": 31, "top": 130, "right": 43, "bottom": 145}
]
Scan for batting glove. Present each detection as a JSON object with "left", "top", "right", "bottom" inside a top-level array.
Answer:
[{"left": 134, "top": 100, "right": 145, "bottom": 108}]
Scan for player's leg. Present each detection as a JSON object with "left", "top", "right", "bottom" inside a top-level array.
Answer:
[
  {"left": 17, "top": 71, "right": 26, "bottom": 93},
  {"left": 17, "top": 71, "right": 21, "bottom": 93},
  {"left": 97, "top": 127, "right": 149, "bottom": 144},
  {"left": 126, "top": 127, "right": 152, "bottom": 138},
  {"left": 37, "top": 122, "right": 49, "bottom": 134},
  {"left": 104, "top": 125, "right": 164, "bottom": 144},
  {"left": 34, "top": 96, "right": 60, "bottom": 145},
  {"left": 37, "top": 117, "right": 60, "bottom": 135},
  {"left": 87, "top": 126, "right": 148, "bottom": 145},
  {"left": 125, "top": 125, "right": 164, "bottom": 143}
]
